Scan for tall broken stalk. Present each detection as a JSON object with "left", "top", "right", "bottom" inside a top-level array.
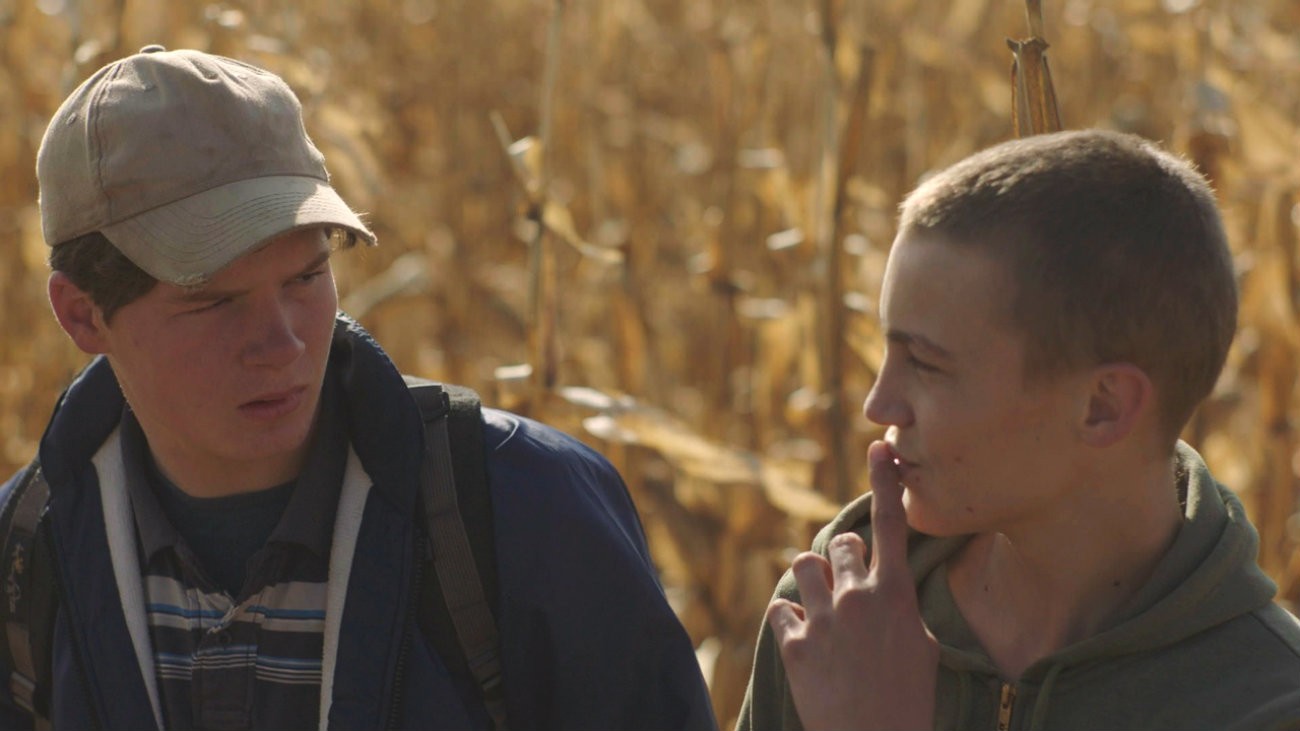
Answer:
[
  {"left": 486, "top": 0, "right": 567, "bottom": 415},
  {"left": 1008, "top": 0, "right": 1061, "bottom": 137},
  {"left": 528, "top": 0, "right": 567, "bottom": 407}
]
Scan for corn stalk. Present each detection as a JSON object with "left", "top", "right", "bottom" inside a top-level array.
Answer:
[
  {"left": 1008, "top": 0, "right": 1061, "bottom": 137},
  {"left": 813, "top": 0, "right": 875, "bottom": 502},
  {"left": 489, "top": 0, "right": 568, "bottom": 413},
  {"left": 528, "top": 0, "right": 567, "bottom": 405}
]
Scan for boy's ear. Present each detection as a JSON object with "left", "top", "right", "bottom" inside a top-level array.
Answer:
[
  {"left": 1080, "top": 363, "right": 1153, "bottom": 447},
  {"left": 48, "top": 272, "right": 110, "bottom": 355}
]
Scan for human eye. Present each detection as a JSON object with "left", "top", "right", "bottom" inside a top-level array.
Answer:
[
  {"left": 188, "top": 297, "right": 231, "bottom": 314},
  {"left": 293, "top": 268, "right": 328, "bottom": 286},
  {"left": 907, "top": 353, "right": 941, "bottom": 374}
]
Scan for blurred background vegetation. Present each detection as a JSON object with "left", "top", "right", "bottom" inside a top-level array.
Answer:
[{"left": 3, "top": 0, "right": 1300, "bottom": 726}]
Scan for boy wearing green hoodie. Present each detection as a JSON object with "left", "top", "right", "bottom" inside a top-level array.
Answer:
[{"left": 738, "top": 129, "right": 1300, "bottom": 731}]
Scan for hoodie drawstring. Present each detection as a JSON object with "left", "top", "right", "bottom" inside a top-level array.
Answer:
[{"left": 1028, "top": 663, "right": 1065, "bottom": 731}]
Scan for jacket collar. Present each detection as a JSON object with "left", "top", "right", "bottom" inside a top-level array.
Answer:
[{"left": 328, "top": 314, "right": 424, "bottom": 514}]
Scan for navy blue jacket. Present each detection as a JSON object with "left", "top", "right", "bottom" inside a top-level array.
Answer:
[{"left": 0, "top": 319, "right": 716, "bottom": 730}]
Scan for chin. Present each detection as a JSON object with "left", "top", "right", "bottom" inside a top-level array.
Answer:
[
  {"left": 900, "top": 492, "right": 972, "bottom": 537},
  {"left": 232, "top": 418, "right": 315, "bottom": 461}
]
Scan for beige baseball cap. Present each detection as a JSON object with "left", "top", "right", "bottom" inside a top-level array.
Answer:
[{"left": 37, "top": 45, "right": 376, "bottom": 285}]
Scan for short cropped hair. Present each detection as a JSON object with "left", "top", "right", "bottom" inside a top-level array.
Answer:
[
  {"left": 898, "top": 129, "right": 1237, "bottom": 442},
  {"left": 49, "top": 227, "right": 357, "bottom": 324}
]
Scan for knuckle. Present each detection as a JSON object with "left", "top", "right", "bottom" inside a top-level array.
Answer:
[
  {"left": 874, "top": 569, "right": 912, "bottom": 596},
  {"left": 878, "top": 585, "right": 920, "bottom": 618},
  {"left": 828, "top": 532, "right": 856, "bottom": 551},
  {"left": 805, "top": 606, "right": 832, "bottom": 630},
  {"left": 833, "top": 582, "right": 875, "bottom": 612},
  {"left": 873, "top": 499, "right": 903, "bottom": 524},
  {"left": 779, "top": 635, "right": 811, "bottom": 664}
]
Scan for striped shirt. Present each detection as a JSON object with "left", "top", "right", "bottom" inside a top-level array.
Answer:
[{"left": 120, "top": 377, "right": 349, "bottom": 731}]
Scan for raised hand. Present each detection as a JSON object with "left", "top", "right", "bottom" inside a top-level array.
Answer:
[{"left": 765, "top": 440, "right": 939, "bottom": 731}]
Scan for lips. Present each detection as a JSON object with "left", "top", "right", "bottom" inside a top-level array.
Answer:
[
  {"left": 883, "top": 431, "right": 919, "bottom": 468},
  {"left": 892, "top": 453, "right": 920, "bottom": 482},
  {"left": 890, "top": 449, "right": 919, "bottom": 469},
  {"left": 882, "top": 433, "right": 920, "bottom": 486},
  {"left": 238, "top": 386, "right": 307, "bottom": 420}
]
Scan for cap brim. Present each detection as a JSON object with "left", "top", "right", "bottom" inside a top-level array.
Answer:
[{"left": 101, "top": 175, "right": 376, "bottom": 285}]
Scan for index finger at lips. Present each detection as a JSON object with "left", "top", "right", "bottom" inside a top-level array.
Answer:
[{"left": 868, "top": 440, "right": 909, "bottom": 582}]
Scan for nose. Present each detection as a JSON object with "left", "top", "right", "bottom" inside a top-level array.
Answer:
[
  {"left": 242, "top": 299, "right": 306, "bottom": 369},
  {"left": 863, "top": 369, "right": 912, "bottom": 428}
]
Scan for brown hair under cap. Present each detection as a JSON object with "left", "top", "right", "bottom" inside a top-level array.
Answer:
[{"left": 50, "top": 227, "right": 358, "bottom": 324}]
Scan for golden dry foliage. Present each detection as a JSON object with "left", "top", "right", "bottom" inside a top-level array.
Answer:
[{"left": 3, "top": 0, "right": 1300, "bottom": 727}]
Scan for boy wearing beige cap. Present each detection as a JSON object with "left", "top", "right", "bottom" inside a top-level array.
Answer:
[
  {"left": 739, "top": 130, "right": 1300, "bottom": 731},
  {"left": 0, "top": 46, "right": 715, "bottom": 731}
]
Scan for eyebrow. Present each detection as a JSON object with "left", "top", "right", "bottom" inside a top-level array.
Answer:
[
  {"left": 885, "top": 329, "right": 956, "bottom": 361},
  {"left": 172, "top": 250, "right": 332, "bottom": 304}
]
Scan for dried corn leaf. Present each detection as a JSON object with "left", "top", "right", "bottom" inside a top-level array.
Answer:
[
  {"left": 544, "top": 201, "right": 624, "bottom": 264},
  {"left": 565, "top": 387, "right": 842, "bottom": 522}
]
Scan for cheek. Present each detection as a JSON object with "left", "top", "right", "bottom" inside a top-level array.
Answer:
[
  {"left": 916, "top": 403, "right": 981, "bottom": 464},
  {"left": 304, "top": 283, "right": 338, "bottom": 333},
  {"left": 920, "top": 405, "right": 1009, "bottom": 486},
  {"left": 996, "top": 397, "right": 1060, "bottom": 450},
  {"left": 113, "top": 356, "right": 214, "bottom": 431},
  {"left": 305, "top": 303, "right": 337, "bottom": 353}
]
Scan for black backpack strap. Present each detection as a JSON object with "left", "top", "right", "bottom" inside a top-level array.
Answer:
[
  {"left": 0, "top": 462, "right": 55, "bottom": 730},
  {"left": 441, "top": 385, "right": 499, "bottom": 617},
  {"left": 407, "top": 381, "right": 509, "bottom": 731}
]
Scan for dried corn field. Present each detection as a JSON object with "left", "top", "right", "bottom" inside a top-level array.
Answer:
[{"left": 3, "top": 0, "right": 1300, "bottom": 726}]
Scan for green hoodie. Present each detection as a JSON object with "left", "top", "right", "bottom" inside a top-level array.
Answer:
[{"left": 737, "top": 443, "right": 1300, "bottom": 731}]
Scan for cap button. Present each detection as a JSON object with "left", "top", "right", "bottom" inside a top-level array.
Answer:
[{"left": 139, "top": 44, "right": 166, "bottom": 53}]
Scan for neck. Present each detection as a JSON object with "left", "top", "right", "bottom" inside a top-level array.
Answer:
[
  {"left": 147, "top": 423, "right": 316, "bottom": 499},
  {"left": 947, "top": 452, "right": 1182, "bottom": 679},
  {"left": 152, "top": 450, "right": 307, "bottom": 498}
]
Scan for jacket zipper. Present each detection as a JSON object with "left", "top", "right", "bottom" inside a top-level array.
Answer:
[
  {"left": 384, "top": 530, "right": 424, "bottom": 730},
  {"left": 997, "top": 682, "right": 1017, "bottom": 731}
]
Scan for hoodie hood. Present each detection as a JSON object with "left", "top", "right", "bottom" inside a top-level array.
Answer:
[{"left": 1039, "top": 442, "right": 1276, "bottom": 663}]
